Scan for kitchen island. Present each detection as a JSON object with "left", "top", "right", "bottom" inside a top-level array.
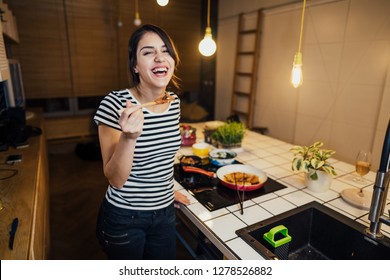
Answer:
[{"left": 173, "top": 122, "right": 390, "bottom": 260}]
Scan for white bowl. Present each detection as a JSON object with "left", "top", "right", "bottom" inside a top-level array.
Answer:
[{"left": 209, "top": 149, "right": 237, "bottom": 166}]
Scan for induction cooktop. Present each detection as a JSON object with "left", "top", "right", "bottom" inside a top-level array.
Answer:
[{"left": 174, "top": 162, "right": 287, "bottom": 211}]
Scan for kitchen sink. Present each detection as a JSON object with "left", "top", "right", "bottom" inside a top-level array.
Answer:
[{"left": 236, "top": 201, "right": 390, "bottom": 260}]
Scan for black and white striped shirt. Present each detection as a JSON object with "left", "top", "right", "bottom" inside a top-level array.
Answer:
[{"left": 93, "top": 89, "right": 181, "bottom": 211}]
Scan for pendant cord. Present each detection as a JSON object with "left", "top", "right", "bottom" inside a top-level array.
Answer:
[
  {"left": 135, "top": 0, "right": 139, "bottom": 17},
  {"left": 207, "top": 0, "right": 211, "bottom": 28},
  {"left": 297, "top": 0, "right": 306, "bottom": 53}
]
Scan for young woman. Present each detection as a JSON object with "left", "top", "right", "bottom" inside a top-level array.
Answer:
[{"left": 93, "top": 24, "right": 189, "bottom": 260}]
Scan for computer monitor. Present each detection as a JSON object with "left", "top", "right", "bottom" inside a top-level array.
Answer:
[
  {"left": 0, "top": 80, "right": 10, "bottom": 117},
  {"left": 8, "top": 59, "right": 25, "bottom": 108}
]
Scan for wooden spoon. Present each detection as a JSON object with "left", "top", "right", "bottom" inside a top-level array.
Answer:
[{"left": 117, "top": 94, "right": 175, "bottom": 114}]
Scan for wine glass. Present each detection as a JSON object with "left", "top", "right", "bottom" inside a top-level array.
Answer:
[
  {"left": 354, "top": 150, "right": 372, "bottom": 182},
  {"left": 341, "top": 150, "right": 373, "bottom": 210}
]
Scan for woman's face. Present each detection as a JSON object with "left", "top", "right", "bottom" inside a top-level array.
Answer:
[{"left": 134, "top": 32, "right": 175, "bottom": 91}]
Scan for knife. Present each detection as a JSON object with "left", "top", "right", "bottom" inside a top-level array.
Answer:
[{"left": 9, "top": 217, "right": 19, "bottom": 250}]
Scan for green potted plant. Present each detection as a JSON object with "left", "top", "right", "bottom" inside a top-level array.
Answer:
[
  {"left": 211, "top": 121, "right": 246, "bottom": 149},
  {"left": 290, "top": 141, "right": 337, "bottom": 192}
]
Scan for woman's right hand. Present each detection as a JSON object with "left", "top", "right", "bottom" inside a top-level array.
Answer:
[{"left": 118, "top": 100, "right": 144, "bottom": 139}]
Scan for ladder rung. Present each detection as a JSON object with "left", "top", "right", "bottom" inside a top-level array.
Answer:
[
  {"left": 235, "top": 72, "right": 252, "bottom": 77},
  {"left": 239, "top": 29, "right": 257, "bottom": 35},
  {"left": 233, "top": 91, "right": 250, "bottom": 96},
  {"left": 238, "top": 51, "right": 255, "bottom": 55},
  {"left": 232, "top": 109, "right": 248, "bottom": 116},
  {"left": 232, "top": 9, "right": 263, "bottom": 129}
]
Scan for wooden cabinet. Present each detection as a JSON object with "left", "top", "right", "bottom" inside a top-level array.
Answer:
[
  {"left": 0, "top": 19, "right": 10, "bottom": 82},
  {"left": 0, "top": 109, "right": 50, "bottom": 259},
  {"left": 6, "top": 0, "right": 202, "bottom": 104},
  {"left": 45, "top": 114, "right": 97, "bottom": 141},
  {"left": 5, "top": 0, "right": 208, "bottom": 139},
  {"left": 0, "top": 0, "right": 19, "bottom": 43}
]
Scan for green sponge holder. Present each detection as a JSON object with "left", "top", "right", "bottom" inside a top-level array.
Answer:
[{"left": 263, "top": 225, "right": 292, "bottom": 259}]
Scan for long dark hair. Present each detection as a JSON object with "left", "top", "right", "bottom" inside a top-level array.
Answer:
[{"left": 128, "top": 24, "right": 181, "bottom": 89}]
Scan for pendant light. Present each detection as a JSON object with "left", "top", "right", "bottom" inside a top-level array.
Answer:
[
  {"left": 291, "top": 0, "right": 306, "bottom": 88},
  {"left": 134, "top": 0, "right": 142, "bottom": 26},
  {"left": 157, "top": 0, "right": 169, "bottom": 6},
  {"left": 198, "top": 0, "right": 216, "bottom": 57}
]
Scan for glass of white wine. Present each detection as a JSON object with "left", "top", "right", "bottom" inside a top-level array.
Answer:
[{"left": 354, "top": 150, "right": 372, "bottom": 182}]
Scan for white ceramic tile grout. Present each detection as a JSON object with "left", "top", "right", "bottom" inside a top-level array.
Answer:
[{"left": 175, "top": 123, "right": 390, "bottom": 259}]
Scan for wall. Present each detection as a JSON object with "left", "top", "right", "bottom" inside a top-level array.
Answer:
[
  {"left": 5, "top": 0, "right": 205, "bottom": 139},
  {"left": 6, "top": 0, "right": 202, "bottom": 107},
  {"left": 216, "top": 0, "right": 390, "bottom": 170}
]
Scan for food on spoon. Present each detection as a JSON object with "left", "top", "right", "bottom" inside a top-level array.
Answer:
[
  {"left": 117, "top": 93, "right": 175, "bottom": 114},
  {"left": 223, "top": 172, "right": 260, "bottom": 185},
  {"left": 155, "top": 93, "right": 175, "bottom": 104}
]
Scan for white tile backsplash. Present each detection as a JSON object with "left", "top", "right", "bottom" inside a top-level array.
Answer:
[
  {"left": 251, "top": 192, "right": 278, "bottom": 204},
  {"left": 187, "top": 202, "right": 230, "bottom": 222},
  {"left": 175, "top": 119, "right": 390, "bottom": 259},
  {"left": 281, "top": 174, "right": 306, "bottom": 189},
  {"left": 327, "top": 198, "right": 369, "bottom": 218},
  {"left": 282, "top": 190, "right": 320, "bottom": 207},
  {"left": 233, "top": 204, "right": 273, "bottom": 225},
  {"left": 331, "top": 178, "right": 361, "bottom": 193},
  {"left": 259, "top": 197, "right": 296, "bottom": 216},
  {"left": 262, "top": 155, "right": 290, "bottom": 165},
  {"left": 302, "top": 187, "right": 339, "bottom": 202},
  {"left": 263, "top": 166, "right": 292, "bottom": 179},
  {"left": 204, "top": 214, "right": 247, "bottom": 242},
  {"left": 246, "top": 158, "right": 274, "bottom": 169}
]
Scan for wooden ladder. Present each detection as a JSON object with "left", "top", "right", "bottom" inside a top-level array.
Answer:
[{"left": 230, "top": 10, "right": 263, "bottom": 129}]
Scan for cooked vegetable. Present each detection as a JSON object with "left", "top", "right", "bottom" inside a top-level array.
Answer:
[{"left": 223, "top": 172, "right": 259, "bottom": 185}]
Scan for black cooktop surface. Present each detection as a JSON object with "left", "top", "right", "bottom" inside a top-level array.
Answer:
[{"left": 174, "top": 162, "right": 287, "bottom": 211}]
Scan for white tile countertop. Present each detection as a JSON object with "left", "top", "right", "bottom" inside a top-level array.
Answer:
[{"left": 173, "top": 123, "right": 390, "bottom": 260}]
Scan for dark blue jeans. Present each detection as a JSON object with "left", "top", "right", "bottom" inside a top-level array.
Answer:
[{"left": 96, "top": 198, "right": 176, "bottom": 260}]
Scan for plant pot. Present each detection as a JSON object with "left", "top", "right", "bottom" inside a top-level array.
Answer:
[
  {"left": 304, "top": 170, "right": 332, "bottom": 193},
  {"left": 218, "top": 142, "right": 242, "bottom": 149}
]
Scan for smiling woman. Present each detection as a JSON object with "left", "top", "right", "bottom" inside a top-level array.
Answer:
[{"left": 93, "top": 24, "right": 190, "bottom": 260}]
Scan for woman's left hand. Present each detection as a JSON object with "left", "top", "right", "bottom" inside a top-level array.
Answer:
[{"left": 174, "top": 191, "right": 190, "bottom": 209}]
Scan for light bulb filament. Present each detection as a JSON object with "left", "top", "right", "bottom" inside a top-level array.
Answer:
[
  {"left": 291, "top": 52, "right": 303, "bottom": 88},
  {"left": 291, "top": 0, "right": 306, "bottom": 88}
]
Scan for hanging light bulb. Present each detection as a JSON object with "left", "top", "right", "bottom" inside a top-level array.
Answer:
[
  {"left": 157, "top": 0, "right": 169, "bottom": 6},
  {"left": 134, "top": 12, "right": 141, "bottom": 26},
  {"left": 134, "top": 0, "right": 142, "bottom": 26},
  {"left": 199, "top": 0, "right": 216, "bottom": 57},
  {"left": 291, "top": 0, "right": 306, "bottom": 88},
  {"left": 291, "top": 52, "right": 303, "bottom": 88},
  {"left": 199, "top": 27, "right": 217, "bottom": 56}
]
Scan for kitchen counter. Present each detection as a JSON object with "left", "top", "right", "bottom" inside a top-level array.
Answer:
[
  {"left": 173, "top": 122, "right": 390, "bottom": 260},
  {"left": 0, "top": 109, "right": 50, "bottom": 259}
]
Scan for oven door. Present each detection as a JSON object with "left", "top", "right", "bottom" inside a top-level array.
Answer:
[{"left": 175, "top": 209, "right": 223, "bottom": 260}]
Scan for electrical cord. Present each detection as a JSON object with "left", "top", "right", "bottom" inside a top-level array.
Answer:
[
  {"left": 0, "top": 163, "right": 19, "bottom": 180},
  {"left": 0, "top": 168, "right": 18, "bottom": 180}
]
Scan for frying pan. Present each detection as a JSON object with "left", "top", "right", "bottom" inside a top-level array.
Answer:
[
  {"left": 179, "top": 155, "right": 202, "bottom": 168},
  {"left": 182, "top": 164, "right": 267, "bottom": 191}
]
